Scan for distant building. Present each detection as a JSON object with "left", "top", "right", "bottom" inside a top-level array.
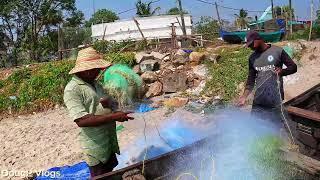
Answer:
[{"left": 91, "top": 15, "right": 193, "bottom": 42}]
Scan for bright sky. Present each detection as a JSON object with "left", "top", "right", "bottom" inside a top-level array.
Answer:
[{"left": 76, "top": 0, "right": 318, "bottom": 22}]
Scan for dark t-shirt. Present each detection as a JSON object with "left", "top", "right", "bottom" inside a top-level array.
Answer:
[{"left": 245, "top": 45, "right": 297, "bottom": 108}]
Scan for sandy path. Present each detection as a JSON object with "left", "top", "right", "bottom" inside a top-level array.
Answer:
[
  {"left": 0, "top": 106, "right": 171, "bottom": 179},
  {"left": 0, "top": 108, "right": 83, "bottom": 175},
  {"left": 284, "top": 41, "right": 320, "bottom": 101}
]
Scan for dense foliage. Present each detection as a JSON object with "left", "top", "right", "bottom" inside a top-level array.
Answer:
[
  {"left": 93, "top": 40, "right": 135, "bottom": 54},
  {"left": 0, "top": 49, "right": 138, "bottom": 114},
  {"left": 136, "top": 0, "right": 160, "bottom": 17},
  {"left": 104, "top": 52, "right": 136, "bottom": 67},
  {"left": 85, "top": 9, "right": 119, "bottom": 27},
  {"left": 0, "top": 60, "right": 74, "bottom": 114},
  {"left": 288, "top": 25, "right": 320, "bottom": 40},
  {"left": 0, "top": 0, "right": 80, "bottom": 66},
  {"left": 194, "top": 16, "right": 220, "bottom": 40},
  {"left": 166, "top": 7, "right": 188, "bottom": 15}
]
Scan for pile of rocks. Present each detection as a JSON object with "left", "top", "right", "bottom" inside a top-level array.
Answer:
[{"left": 134, "top": 49, "right": 221, "bottom": 100}]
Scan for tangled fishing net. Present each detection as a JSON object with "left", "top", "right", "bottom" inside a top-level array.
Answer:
[{"left": 103, "top": 64, "right": 143, "bottom": 110}]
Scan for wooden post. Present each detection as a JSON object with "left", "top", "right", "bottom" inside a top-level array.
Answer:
[
  {"left": 176, "top": 17, "right": 182, "bottom": 29},
  {"left": 133, "top": 18, "right": 147, "bottom": 42},
  {"left": 215, "top": 2, "right": 222, "bottom": 28},
  {"left": 93, "top": 0, "right": 96, "bottom": 14},
  {"left": 177, "top": 0, "right": 187, "bottom": 37},
  {"left": 177, "top": 0, "right": 188, "bottom": 47},
  {"left": 58, "top": 25, "right": 62, "bottom": 60},
  {"left": 171, "top": 23, "right": 177, "bottom": 49},
  {"left": 102, "top": 23, "right": 107, "bottom": 41},
  {"left": 271, "top": 0, "right": 274, "bottom": 19},
  {"left": 289, "top": 0, "right": 293, "bottom": 34},
  {"left": 309, "top": 0, "right": 314, "bottom": 41}
]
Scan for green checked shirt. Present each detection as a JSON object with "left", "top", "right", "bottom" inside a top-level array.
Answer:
[{"left": 63, "top": 76, "right": 120, "bottom": 166}]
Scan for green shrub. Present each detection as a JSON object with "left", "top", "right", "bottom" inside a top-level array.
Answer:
[
  {"left": 0, "top": 80, "right": 4, "bottom": 89},
  {"left": 194, "top": 16, "right": 220, "bottom": 40},
  {"left": 0, "top": 60, "right": 74, "bottom": 113},
  {"left": 203, "top": 47, "right": 251, "bottom": 101},
  {"left": 93, "top": 40, "right": 134, "bottom": 54},
  {"left": 287, "top": 30, "right": 309, "bottom": 40},
  {"left": 288, "top": 25, "right": 320, "bottom": 40},
  {"left": 104, "top": 52, "right": 136, "bottom": 67}
]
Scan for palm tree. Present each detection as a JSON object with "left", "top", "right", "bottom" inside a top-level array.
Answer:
[
  {"left": 135, "top": 0, "right": 160, "bottom": 17},
  {"left": 234, "top": 9, "right": 252, "bottom": 30}
]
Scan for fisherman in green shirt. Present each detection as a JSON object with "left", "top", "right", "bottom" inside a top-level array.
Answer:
[{"left": 63, "top": 47, "right": 134, "bottom": 178}]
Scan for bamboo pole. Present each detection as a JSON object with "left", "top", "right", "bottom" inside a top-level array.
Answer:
[
  {"left": 309, "top": 0, "right": 314, "bottom": 41},
  {"left": 289, "top": 0, "right": 293, "bottom": 35},
  {"left": 133, "top": 18, "right": 147, "bottom": 42}
]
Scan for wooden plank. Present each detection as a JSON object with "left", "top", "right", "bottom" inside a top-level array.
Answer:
[
  {"left": 287, "top": 106, "right": 320, "bottom": 122},
  {"left": 315, "top": 93, "right": 320, "bottom": 112},
  {"left": 282, "top": 148, "right": 320, "bottom": 176},
  {"left": 284, "top": 84, "right": 320, "bottom": 107}
]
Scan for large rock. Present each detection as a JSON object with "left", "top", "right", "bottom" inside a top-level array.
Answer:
[
  {"left": 158, "top": 69, "right": 173, "bottom": 79},
  {"left": 145, "top": 81, "right": 163, "bottom": 98},
  {"left": 176, "top": 49, "right": 187, "bottom": 56},
  {"left": 207, "top": 53, "right": 221, "bottom": 64},
  {"left": 162, "top": 72, "right": 188, "bottom": 93},
  {"left": 150, "top": 51, "right": 169, "bottom": 60},
  {"left": 186, "top": 80, "right": 206, "bottom": 96},
  {"left": 140, "top": 60, "right": 159, "bottom": 72},
  {"left": 189, "top": 52, "right": 206, "bottom": 65},
  {"left": 141, "top": 71, "right": 157, "bottom": 83},
  {"left": 133, "top": 65, "right": 141, "bottom": 74},
  {"left": 163, "top": 97, "right": 189, "bottom": 108},
  {"left": 192, "top": 64, "right": 208, "bottom": 78},
  {"left": 173, "top": 55, "right": 188, "bottom": 65},
  {"left": 135, "top": 52, "right": 154, "bottom": 64}
]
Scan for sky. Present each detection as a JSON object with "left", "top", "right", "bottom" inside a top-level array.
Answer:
[{"left": 76, "top": 0, "right": 318, "bottom": 22}]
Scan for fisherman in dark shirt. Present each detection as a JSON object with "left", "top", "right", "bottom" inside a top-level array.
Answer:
[{"left": 237, "top": 31, "right": 297, "bottom": 122}]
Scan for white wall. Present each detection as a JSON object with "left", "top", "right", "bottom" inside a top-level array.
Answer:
[{"left": 91, "top": 15, "right": 192, "bottom": 41}]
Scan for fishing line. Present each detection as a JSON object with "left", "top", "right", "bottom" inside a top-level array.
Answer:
[
  {"left": 251, "top": 69, "right": 296, "bottom": 144},
  {"left": 175, "top": 173, "right": 199, "bottom": 180},
  {"left": 273, "top": 71, "right": 296, "bottom": 145},
  {"left": 141, "top": 114, "right": 148, "bottom": 175}
]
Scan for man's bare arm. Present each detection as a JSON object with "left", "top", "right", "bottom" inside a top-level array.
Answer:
[{"left": 75, "top": 112, "right": 133, "bottom": 127}]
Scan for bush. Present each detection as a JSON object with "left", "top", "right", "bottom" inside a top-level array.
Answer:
[
  {"left": 288, "top": 25, "right": 320, "bottom": 40},
  {"left": 287, "top": 30, "right": 309, "bottom": 40},
  {"left": 104, "top": 52, "right": 136, "bottom": 67},
  {"left": 194, "top": 16, "right": 220, "bottom": 40},
  {"left": 203, "top": 47, "right": 251, "bottom": 101},
  {"left": 93, "top": 40, "right": 135, "bottom": 54},
  {"left": 0, "top": 60, "right": 74, "bottom": 114}
]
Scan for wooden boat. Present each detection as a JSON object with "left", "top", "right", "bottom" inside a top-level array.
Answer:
[
  {"left": 284, "top": 83, "right": 320, "bottom": 160},
  {"left": 219, "top": 30, "right": 283, "bottom": 44},
  {"left": 94, "top": 84, "right": 320, "bottom": 179}
]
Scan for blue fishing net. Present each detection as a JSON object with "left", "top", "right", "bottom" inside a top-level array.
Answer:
[{"left": 35, "top": 162, "right": 90, "bottom": 180}]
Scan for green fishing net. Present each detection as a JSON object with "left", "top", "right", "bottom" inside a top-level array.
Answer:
[
  {"left": 103, "top": 64, "right": 143, "bottom": 108},
  {"left": 249, "top": 135, "right": 300, "bottom": 179}
]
